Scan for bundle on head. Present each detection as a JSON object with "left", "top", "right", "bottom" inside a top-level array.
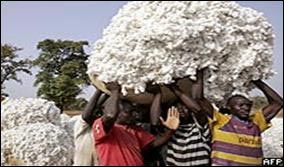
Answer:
[{"left": 87, "top": 1, "right": 274, "bottom": 105}]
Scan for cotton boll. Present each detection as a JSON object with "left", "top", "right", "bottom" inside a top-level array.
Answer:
[{"left": 121, "top": 86, "right": 128, "bottom": 96}]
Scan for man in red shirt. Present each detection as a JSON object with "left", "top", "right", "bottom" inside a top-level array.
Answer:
[{"left": 93, "top": 83, "right": 180, "bottom": 166}]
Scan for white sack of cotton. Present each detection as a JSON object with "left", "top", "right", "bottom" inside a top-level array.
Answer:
[
  {"left": 87, "top": 1, "right": 274, "bottom": 104},
  {"left": 1, "top": 98, "right": 74, "bottom": 166},
  {"left": 1, "top": 123, "right": 73, "bottom": 166},
  {"left": 1, "top": 98, "right": 61, "bottom": 131},
  {"left": 60, "top": 113, "right": 78, "bottom": 138},
  {"left": 262, "top": 118, "right": 283, "bottom": 158}
]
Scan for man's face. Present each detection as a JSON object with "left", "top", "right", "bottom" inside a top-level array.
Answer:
[
  {"left": 228, "top": 97, "right": 252, "bottom": 121},
  {"left": 132, "top": 104, "right": 149, "bottom": 122},
  {"left": 116, "top": 102, "right": 135, "bottom": 125},
  {"left": 176, "top": 102, "right": 190, "bottom": 123}
]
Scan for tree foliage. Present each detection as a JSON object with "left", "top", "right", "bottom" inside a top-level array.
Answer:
[
  {"left": 1, "top": 44, "right": 32, "bottom": 96},
  {"left": 33, "top": 39, "right": 90, "bottom": 111},
  {"left": 68, "top": 97, "right": 88, "bottom": 111}
]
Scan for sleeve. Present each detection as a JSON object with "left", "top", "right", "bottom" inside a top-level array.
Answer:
[
  {"left": 251, "top": 110, "right": 271, "bottom": 132},
  {"left": 208, "top": 109, "right": 230, "bottom": 127},
  {"left": 92, "top": 117, "right": 109, "bottom": 142},
  {"left": 74, "top": 117, "right": 91, "bottom": 140},
  {"left": 135, "top": 127, "right": 156, "bottom": 150}
]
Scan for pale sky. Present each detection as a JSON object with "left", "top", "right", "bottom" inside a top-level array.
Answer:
[{"left": 1, "top": 1, "right": 283, "bottom": 100}]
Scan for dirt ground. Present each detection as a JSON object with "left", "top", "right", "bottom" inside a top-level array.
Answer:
[{"left": 64, "top": 110, "right": 82, "bottom": 117}]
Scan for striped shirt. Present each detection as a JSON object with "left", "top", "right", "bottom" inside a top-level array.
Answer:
[
  {"left": 209, "top": 110, "right": 271, "bottom": 166},
  {"left": 165, "top": 113, "right": 211, "bottom": 166}
]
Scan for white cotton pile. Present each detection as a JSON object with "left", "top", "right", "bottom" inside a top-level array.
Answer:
[
  {"left": 1, "top": 98, "right": 61, "bottom": 131},
  {"left": 87, "top": 1, "right": 274, "bottom": 103},
  {"left": 1, "top": 123, "right": 73, "bottom": 166},
  {"left": 1, "top": 98, "right": 74, "bottom": 166},
  {"left": 60, "top": 114, "right": 81, "bottom": 138},
  {"left": 1, "top": 134, "right": 9, "bottom": 166},
  {"left": 262, "top": 118, "right": 283, "bottom": 158}
]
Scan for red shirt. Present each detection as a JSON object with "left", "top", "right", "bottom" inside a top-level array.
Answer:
[{"left": 93, "top": 118, "right": 155, "bottom": 166}]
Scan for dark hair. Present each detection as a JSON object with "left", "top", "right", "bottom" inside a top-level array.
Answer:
[
  {"left": 120, "top": 99, "right": 132, "bottom": 106},
  {"left": 219, "top": 107, "right": 231, "bottom": 115},
  {"left": 161, "top": 99, "right": 183, "bottom": 119},
  {"left": 163, "top": 98, "right": 182, "bottom": 108},
  {"left": 227, "top": 94, "right": 251, "bottom": 106},
  {"left": 119, "top": 99, "right": 135, "bottom": 113}
]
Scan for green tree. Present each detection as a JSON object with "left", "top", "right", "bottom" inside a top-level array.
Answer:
[
  {"left": 34, "top": 39, "right": 90, "bottom": 111},
  {"left": 1, "top": 44, "right": 32, "bottom": 96},
  {"left": 69, "top": 97, "right": 88, "bottom": 110}
]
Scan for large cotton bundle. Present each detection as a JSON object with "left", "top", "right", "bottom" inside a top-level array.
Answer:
[
  {"left": 1, "top": 123, "right": 73, "bottom": 166},
  {"left": 1, "top": 98, "right": 61, "bottom": 131},
  {"left": 1, "top": 98, "right": 74, "bottom": 166},
  {"left": 262, "top": 118, "right": 283, "bottom": 158},
  {"left": 87, "top": 1, "right": 274, "bottom": 104},
  {"left": 60, "top": 113, "right": 82, "bottom": 139}
]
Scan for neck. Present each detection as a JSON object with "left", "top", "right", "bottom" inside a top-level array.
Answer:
[
  {"left": 180, "top": 118, "right": 194, "bottom": 125},
  {"left": 234, "top": 115, "right": 249, "bottom": 122}
]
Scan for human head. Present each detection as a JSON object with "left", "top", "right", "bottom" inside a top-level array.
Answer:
[
  {"left": 167, "top": 99, "right": 191, "bottom": 124},
  {"left": 116, "top": 100, "right": 136, "bottom": 125},
  {"left": 226, "top": 95, "right": 253, "bottom": 121},
  {"left": 131, "top": 103, "right": 150, "bottom": 123}
]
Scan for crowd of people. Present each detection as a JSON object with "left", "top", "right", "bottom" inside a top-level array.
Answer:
[{"left": 74, "top": 69, "right": 283, "bottom": 166}]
